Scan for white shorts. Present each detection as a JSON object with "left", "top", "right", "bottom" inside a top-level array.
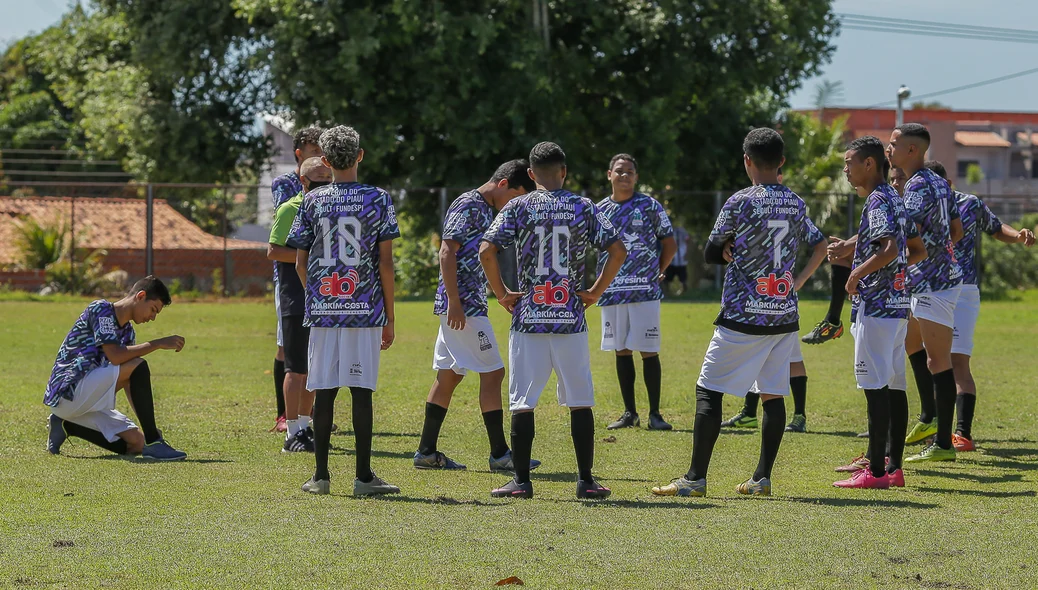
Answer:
[
  {"left": 952, "top": 284, "right": 980, "bottom": 356},
  {"left": 508, "top": 331, "right": 595, "bottom": 411},
  {"left": 600, "top": 300, "right": 662, "bottom": 353},
  {"left": 52, "top": 364, "right": 137, "bottom": 442},
  {"left": 432, "top": 315, "right": 505, "bottom": 375},
  {"left": 910, "top": 286, "right": 960, "bottom": 328},
  {"left": 698, "top": 327, "right": 797, "bottom": 397},
  {"left": 851, "top": 317, "right": 909, "bottom": 390},
  {"left": 306, "top": 327, "right": 382, "bottom": 391},
  {"left": 275, "top": 294, "right": 284, "bottom": 347},
  {"left": 789, "top": 338, "right": 804, "bottom": 364}
]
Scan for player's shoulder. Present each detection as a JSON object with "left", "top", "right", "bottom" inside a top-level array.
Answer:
[
  {"left": 954, "top": 190, "right": 980, "bottom": 208},
  {"left": 633, "top": 191, "right": 664, "bottom": 211},
  {"left": 273, "top": 171, "right": 299, "bottom": 185}
]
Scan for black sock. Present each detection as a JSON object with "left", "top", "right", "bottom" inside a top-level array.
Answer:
[
  {"left": 864, "top": 388, "right": 890, "bottom": 478},
  {"left": 418, "top": 402, "right": 448, "bottom": 455},
  {"left": 128, "top": 361, "right": 160, "bottom": 444},
  {"left": 753, "top": 398, "right": 786, "bottom": 481},
  {"left": 482, "top": 409, "right": 509, "bottom": 458},
  {"left": 510, "top": 412, "right": 535, "bottom": 484},
  {"left": 887, "top": 389, "right": 908, "bottom": 472},
  {"left": 570, "top": 408, "right": 595, "bottom": 481},
  {"left": 686, "top": 386, "right": 723, "bottom": 481},
  {"left": 351, "top": 388, "right": 374, "bottom": 482},
  {"left": 312, "top": 388, "right": 338, "bottom": 481},
  {"left": 273, "top": 358, "right": 286, "bottom": 417},
  {"left": 63, "top": 421, "right": 129, "bottom": 454},
  {"left": 909, "top": 351, "right": 935, "bottom": 423},
  {"left": 933, "top": 370, "right": 957, "bottom": 449},
  {"left": 616, "top": 355, "right": 637, "bottom": 414},
  {"left": 826, "top": 265, "right": 851, "bottom": 324},
  {"left": 742, "top": 391, "right": 760, "bottom": 417},
  {"left": 790, "top": 376, "right": 808, "bottom": 416},
  {"left": 956, "top": 393, "right": 976, "bottom": 439},
  {"left": 642, "top": 356, "right": 662, "bottom": 415}
]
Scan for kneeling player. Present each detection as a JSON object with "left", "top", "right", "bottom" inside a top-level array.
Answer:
[
  {"left": 45, "top": 276, "right": 187, "bottom": 461},
  {"left": 480, "top": 142, "right": 627, "bottom": 499}
]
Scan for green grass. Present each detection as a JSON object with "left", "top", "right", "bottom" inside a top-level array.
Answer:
[{"left": 2, "top": 298, "right": 1037, "bottom": 589}]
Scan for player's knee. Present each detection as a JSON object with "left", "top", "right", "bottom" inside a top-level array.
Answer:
[
  {"left": 483, "top": 368, "right": 505, "bottom": 384},
  {"left": 789, "top": 361, "right": 807, "bottom": 377},
  {"left": 122, "top": 429, "right": 145, "bottom": 454},
  {"left": 694, "top": 386, "right": 723, "bottom": 418},
  {"left": 639, "top": 351, "right": 658, "bottom": 359},
  {"left": 615, "top": 349, "right": 633, "bottom": 357}
]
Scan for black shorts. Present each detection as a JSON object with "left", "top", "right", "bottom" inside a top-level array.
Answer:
[
  {"left": 282, "top": 315, "right": 310, "bottom": 374},
  {"left": 665, "top": 265, "right": 688, "bottom": 284}
]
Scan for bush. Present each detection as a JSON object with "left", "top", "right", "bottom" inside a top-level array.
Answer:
[
  {"left": 12, "top": 215, "right": 67, "bottom": 269},
  {"left": 980, "top": 213, "right": 1038, "bottom": 298},
  {"left": 44, "top": 249, "right": 115, "bottom": 296},
  {"left": 393, "top": 209, "right": 441, "bottom": 297}
]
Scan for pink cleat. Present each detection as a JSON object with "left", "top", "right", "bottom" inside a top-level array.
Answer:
[
  {"left": 270, "top": 415, "right": 287, "bottom": 433},
  {"left": 833, "top": 469, "right": 890, "bottom": 489},
  {"left": 835, "top": 454, "right": 869, "bottom": 473},
  {"left": 887, "top": 469, "right": 905, "bottom": 488}
]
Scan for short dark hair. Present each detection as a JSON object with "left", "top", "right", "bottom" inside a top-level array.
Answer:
[
  {"left": 293, "top": 126, "right": 324, "bottom": 152},
  {"left": 609, "top": 153, "right": 637, "bottom": 171},
  {"left": 529, "top": 142, "right": 566, "bottom": 173},
  {"left": 924, "top": 160, "right": 948, "bottom": 179},
  {"left": 129, "top": 275, "right": 171, "bottom": 306},
  {"left": 319, "top": 126, "right": 362, "bottom": 170},
  {"left": 896, "top": 123, "right": 931, "bottom": 147},
  {"left": 847, "top": 136, "right": 888, "bottom": 172},
  {"left": 490, "top": 159, "right": 536, "bottom": 192},
  {"left": 742, "top": 128, "right": 784, "bottom": 169}
]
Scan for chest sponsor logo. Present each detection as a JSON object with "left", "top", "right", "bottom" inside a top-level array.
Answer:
[
  {"left": 755, "top": 271, "right": 794, "bottom": 298},
  {"left": 320, "top": 269, "right": 360, "bottom": 298},
  {"left": 98, "top": 316, "right": 117, "bottom": 336},
  {"left": 631, "top": 209, "right": 644, "bottom": 227},
  {"left": 532, "top": 279, "right": 570, "bottom": 306},
  {"left": 893, "top": 270, "right": 907, "bottom": 292}
]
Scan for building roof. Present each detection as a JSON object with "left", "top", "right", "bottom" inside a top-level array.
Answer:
[
  {"left": 1017, "top": 132, "right": 1038, "bottom": 146},
  {"left": 0, "top": 196, "right": 263, "bottom": 266},
  {"left": 811, "top": 107, "right": 1038, "bottom": 130},
  {"left": 954, "top": 131, "right": 1011, "bottom": 148}
]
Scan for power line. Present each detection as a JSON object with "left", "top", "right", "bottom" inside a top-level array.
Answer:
[
  {"left": 841, "top": 24, "right": 1038, "bottom": 45},
  {"left": 839, "top": 14, "right": 1038, "bottom": 45},
  {"left": 839, "top": 13, "right": 1038, "bottom": 39},
  {"left": 868, "top": 66, "right": 1038, "bottom": 107}
]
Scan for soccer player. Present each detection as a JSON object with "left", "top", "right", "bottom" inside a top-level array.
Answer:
[
  {"left": 267, "top": 156, "right": 332, "bottom": 452},
  {"left": 45, "top": 276, "right": 187, "bottom": 461},
  {"left": 268, "top": 125, "right": 325, "bottom": 433},
  {"left": 652, "top": 128, "right": 826, "bottom": 498},
  {"left": 597, "top": 153, "right": 677, "bottom": 431},
  {"left": 290, "top": 126, "right": 401, "bottom": 496},
  {"left": 413, "top": 159, "right": 540, "bottom": 471},
  {"left": 480, "top": 141, "right": 627, "bottom": 499}
]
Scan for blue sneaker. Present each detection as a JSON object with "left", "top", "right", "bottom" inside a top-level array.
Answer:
[
  {"left": 47, "top": 414, "right": 67, "bottom": 455},
  {"left": 489, "top": 450, "right": 541, "bottom": 473},
  {"left": 413, "top": 450, "right": 466, "bottom": 470},
  {"left": 142, "top": 438, "right": 187, "bottom": 461}
]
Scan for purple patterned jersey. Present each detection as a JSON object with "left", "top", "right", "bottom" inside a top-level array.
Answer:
[
  {"left": 595, "top": 192, "right": 674, "bottom": 306},
  {"left": 288, "top": 182, "right": 400, "bottom": 328},
  {"left": 482, "top": 189, "right": 619, "bottom": 334},
  {"left": 850, "top": 184, "right": 912, "bottom": 321},
  {"left": 903, "top": 168, "right": 962, "bottom": 293},
  {"left": 433, "top": 190, "right": 495, "bottom": 317},
  {"left": 44, "top": 300, "right": 135, "bottom": 406},
  {"left": 954, "top": 192, "right": 1002, "bottom": 286},
  {"left": 270, "top": 171, "right": 303, "bottom": 289},
  {"left": 708, "top": 184, "right": 824, "bottom": 334}
]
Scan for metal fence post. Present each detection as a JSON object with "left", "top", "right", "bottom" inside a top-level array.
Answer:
[
  {"left": 714, "top": 190, "right": 722, "bottom": 291},
  {"left": 145, "top": 183, "right": 154, "bottom": 276},
  {"left": 222, "top": 187, "right": 229, "bottom": 297}
]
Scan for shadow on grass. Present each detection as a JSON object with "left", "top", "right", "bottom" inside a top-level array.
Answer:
[
  {"left": 670, "top": 428, "right": 756, "bottom": 436},
  {"left": 915, "top": 487, "right": 1036, "bottom": 499},
  {"left": 981, "top": 446, "right": 1038, "bottom": 460},
  {"left": 773, "top": 496, "right": 940, "bottom": 509},
  {"left": 328, "top": 447, "right": 415, "bottom": 459},
  {"left": 567, "top": 498, "right": 715, "bottom": 510},
  {"left": 911, "top": 469, "right": 1024, "bottom": 484},
  {"left": 70, "top": 454, "right": 233, "bottom": 464},
  {"left": 333, "top": 430, "right": 420, "bottom": 438},
  {"left": 528, "top": 472, "right": 652, "bottom": 483}
]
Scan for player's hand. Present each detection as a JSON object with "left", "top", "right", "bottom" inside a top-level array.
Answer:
[
  {"left": 828, "top": 238, "right": 853, "bottom": 262},
  {"left": 845, "top": 271, "right": 860, "bottom": 296},
  {"left": 722, "top": 241, "right": 734, "bottom": 263},
  {"left": 1020, "top": 228, "right": 1035, "bottom": 247},
  {"left": 381, "top": 321, "right": 395, "bottom": 350},
  {"left": 446, "top": 299, "right": 466, "bottom": 331},
  {"left": 656, "top": 270, "right": 667, "bottom": 283},
  {"left": 576, "top": 290, "right": 600, "bottom": 308},
  {"left": 497, "top": 290, "right": 524, "bottom": 314},
  {"left": 155, "top": 335, "right": 185, "bottom": 352}
]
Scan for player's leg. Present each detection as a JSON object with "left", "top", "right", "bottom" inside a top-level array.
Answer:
[
  {"left": 804, "top": 257, "right": 851, "bottom": 345},
  {"left": 49, "top": 363, "right": 138, "bottom": 456},
  {"left": 906, "top": 289, "right": 959, "bottom": 462},
  {"left": 349, "top": 327, "right": 399, "bottom": 496},
  {"left": 885, "top": 320, "right": 910, "bottom": 486},
  {"left": 786, "top": 338, "right": 808, "bottom": 432},
  {"left": 950, "top": 284, "right": 979, "bottom": 451},
  {"left": 305, "top": 387, "right": 337, "bottom": 494},
  {"left": 119, "top": 357, "right": 186, "bottom": 460},
  {"left": 603, "top": 304, "right": 639, "bottom": 429},
  {"left": 415, "top": 369, "right": 465, "bottom": 467},
  {"left": 904, "top": 315, "right": 937, "bottom": 443},
  {"left": 281, "top": 316, "right": 313, "bottom": 452},
  {"left": 491, "top": 332, "right": 550, "bottom": 498},
  {"left": 739, "top": 333, "right": 796, "bottom": 496},
  {"left": 273, "top": 346, "right": 286, "bottom": 432},
  {"left": 632, "top": 301, "right": 669, "bottom": 430},
  {"left": 554, "top": 332, "right": 609, "bottom": 499}
]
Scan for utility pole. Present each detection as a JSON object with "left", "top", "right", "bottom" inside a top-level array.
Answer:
[{"left": 896, "top": 85, "right": 911, "bottom": 127}]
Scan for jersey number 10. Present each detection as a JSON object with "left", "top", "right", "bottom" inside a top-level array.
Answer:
[
  {"left": 318, "top": 217, "right": 362, "bottom": 267},
  {"left": 534, "top": 226, "right": 571, "bottom": 275}
]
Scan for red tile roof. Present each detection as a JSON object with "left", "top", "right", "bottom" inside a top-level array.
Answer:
[{"left": 954, "top": 131, "right": 1011, "bottom": 148}]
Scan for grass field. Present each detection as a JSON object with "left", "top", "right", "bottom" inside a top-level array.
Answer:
[{"left": 2, "top": 296, "right": 1037, "bottom": 589}]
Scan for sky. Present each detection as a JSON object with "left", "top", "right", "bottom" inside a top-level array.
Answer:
[{"left": 5, "top": 0, "right": 1038, "bottom": 113}]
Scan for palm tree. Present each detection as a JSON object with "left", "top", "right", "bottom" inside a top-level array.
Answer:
[{"left": 813, "top": 80, "right": 845, "bottom": 117}]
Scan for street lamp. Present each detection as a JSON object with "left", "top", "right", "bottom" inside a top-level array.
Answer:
[{"left": 896, "top": 85, "right": 911, "bottom": 127}]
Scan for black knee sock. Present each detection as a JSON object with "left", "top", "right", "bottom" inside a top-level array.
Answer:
[
  {"left": 742, "top": 391, "right": 760, "bottom": 417},
  {"left": 642, "top": 356, "right": 662, "bottom": 414},
  {"left": 616, "top": 355, "right": 637, "bottom": 414},
  {"left": 128, "top": 361, "right": 160, "bottom": 444},
  {"left": 887, "top": 389, "right": 908, "bottom": 472},
  {"left": 510, "top": 412, "right": 535, "bottom": 484},
  {"left": 418, "top": 402, "right": 448, "bottom": 455},
  {"left": 351, "top": 388, "right": 374, "bottom": 482},
  {"left": 826, "top": 265, "right": 851, "bottom": 324},
  {"left": 482, "top": 409, "right": 509, "bottom": 458},
  {"left": 570, "top": 408, "right": 595, "bottom": 482},
  {"left": 686, "top": 386, "right": 724, "bottom": 481},
  {"left": 933, "top": 370, "right": 957, "bottom": 449},
  {"left": 753, "top": 398, "right": 786, "bottom": 481},
  {"left": 909, "top": 351, "right": 935, "bottom": 423},
  {"left": 313, "top": 388, "right": 338, "bottom": 481},
  {"left": 273, "top": 358, "right": 286, "bottom": 417},
  {"left": 63, "top": 421, "right": 129, "bottom": 454},
  {"left": 864, "top": 388, "right": 890, "bottom": 478},
  {"left": 956, "top": 393, "right": 976, "bottom": 439},
  {"left": 790, "top": 376, "right": 808, "bottom": 416}
]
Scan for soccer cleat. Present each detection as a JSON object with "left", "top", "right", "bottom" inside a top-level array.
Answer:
[
  {"left": 905, "top": 442, "right": 956, "bottom": 464},
  {"left": 413, "top": 450, "right": 467, "bottom": 470},
  {"left": 720, "top": 411, "right": 758, "bottom": 429},
  {"left": 142, "top": 438, "right": 187, "bottom": 461},
  {"left": 488, "top": 450, "right": 542, "bottom": 473},
  {"left": 784, "top": 414, "right": 807, "bottom": 433},
  {"left": 857, "top": 430, "right": 870, "bottom": 438},
  {"left": 887, "top": 469, "right": 906, "bottom": 488},
  {"left": 651, "top": 477, "right": 706, "bottom": 497},
  {"left": 353, "top": 471, "right": 400, "bottom": 496},
  {"left": 833, "top": 469, "right": 890, "bottom": 489},
  {"left": 835, "top": 454, "right": 870, "bottom": 473},
  {"left": 47, "top": 414, "right": 67, "bottom": 455},
  {"left": 269, "top": 415, "right": 287, "bottom": 433},
  {"left": 952, "top": 433, "right": 976, "bottom": 452},
  {"left": 282, "top": 429, "right": 315, "bottom": 453},
  {"left": 491, "top": 478, "right": 534, "bottom": 499},
  {"left": 647, "top": 412, "right": 673, "bottom": 431},
  {"left": 607, "top": 411, "right": 640, "bottom": 430},
  {"left": 302, "top": 477, "right": 330, "bottom": 495},
  {"left": 576, "top": 478, "right": 612, "bottom": 499},
  {"left": 905, "top": 420, "right": 937, "bottom": 444},
  {"left": 735, "top": 477, "right": 772, "bottom": 496},
  {"left": 802, "top": 320, "right": 843, "bottom": 344}
]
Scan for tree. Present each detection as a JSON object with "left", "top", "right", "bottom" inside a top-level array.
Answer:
[
  {"left": 813, "top": 79, "right": 844, "bottom": 113},
  {"left": 965, "top": 163, "right": 985, "bottom": 185},
  {"left": 781, "top": 111, "right": 853, "bottom": 236}
]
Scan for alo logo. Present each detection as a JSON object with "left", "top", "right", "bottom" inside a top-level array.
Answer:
[
  {"left": 319, "top": 269, "right": 360, "bottom": 298},
  {"left": 755, "top": 271, "right": 794, "bottom": 298},
  {"left": 893, "top": 270, "right": 907, "bottom": 292},
  {"left": 477, "top": 330, "right": 492, "bottom": 352},
  {"left": 532, "top": 279, "right": 570, "bottom": 306},
  {"left": 350, "top": 363, "right": 363, "bottom": 376}
]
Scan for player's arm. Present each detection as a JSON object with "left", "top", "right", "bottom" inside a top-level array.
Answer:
[
  {"left": 827, "top": 235, "right": 857, "bottom": 261},
  {"left": 379, "top": 240, "right": 396, "bottom": 350},
  {"left": 102, "top": 338, "right": 185, "bottom": 366},
  {"left": 438, "top": 239, "right": 466, "bottom": 330},
  {"left": 295, "top": 248, "right": 308, "bottom": 289},
  {"left": 844, "top": 237, "right": 897, "bottom": 295},
  {"left": 795, "top": 239, "right": 828, "bottom": 291},
  {"left": 907, "top": 235, "right": 928, "bottom": 265},
  {"left": 479, "top": 241, "right": 522, "bottom": 313},
  {"left": 267, "top": 243, "right": 297, "bottom": 263},
  {"left": 994, "top": 224, "right": 1036, "bottom": 246},
  {"left": 579, "top": 239, "right": 627, "bottom": 307},
  {"left": 657, "top": 235, "right": 677, "bottom": 280}
]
